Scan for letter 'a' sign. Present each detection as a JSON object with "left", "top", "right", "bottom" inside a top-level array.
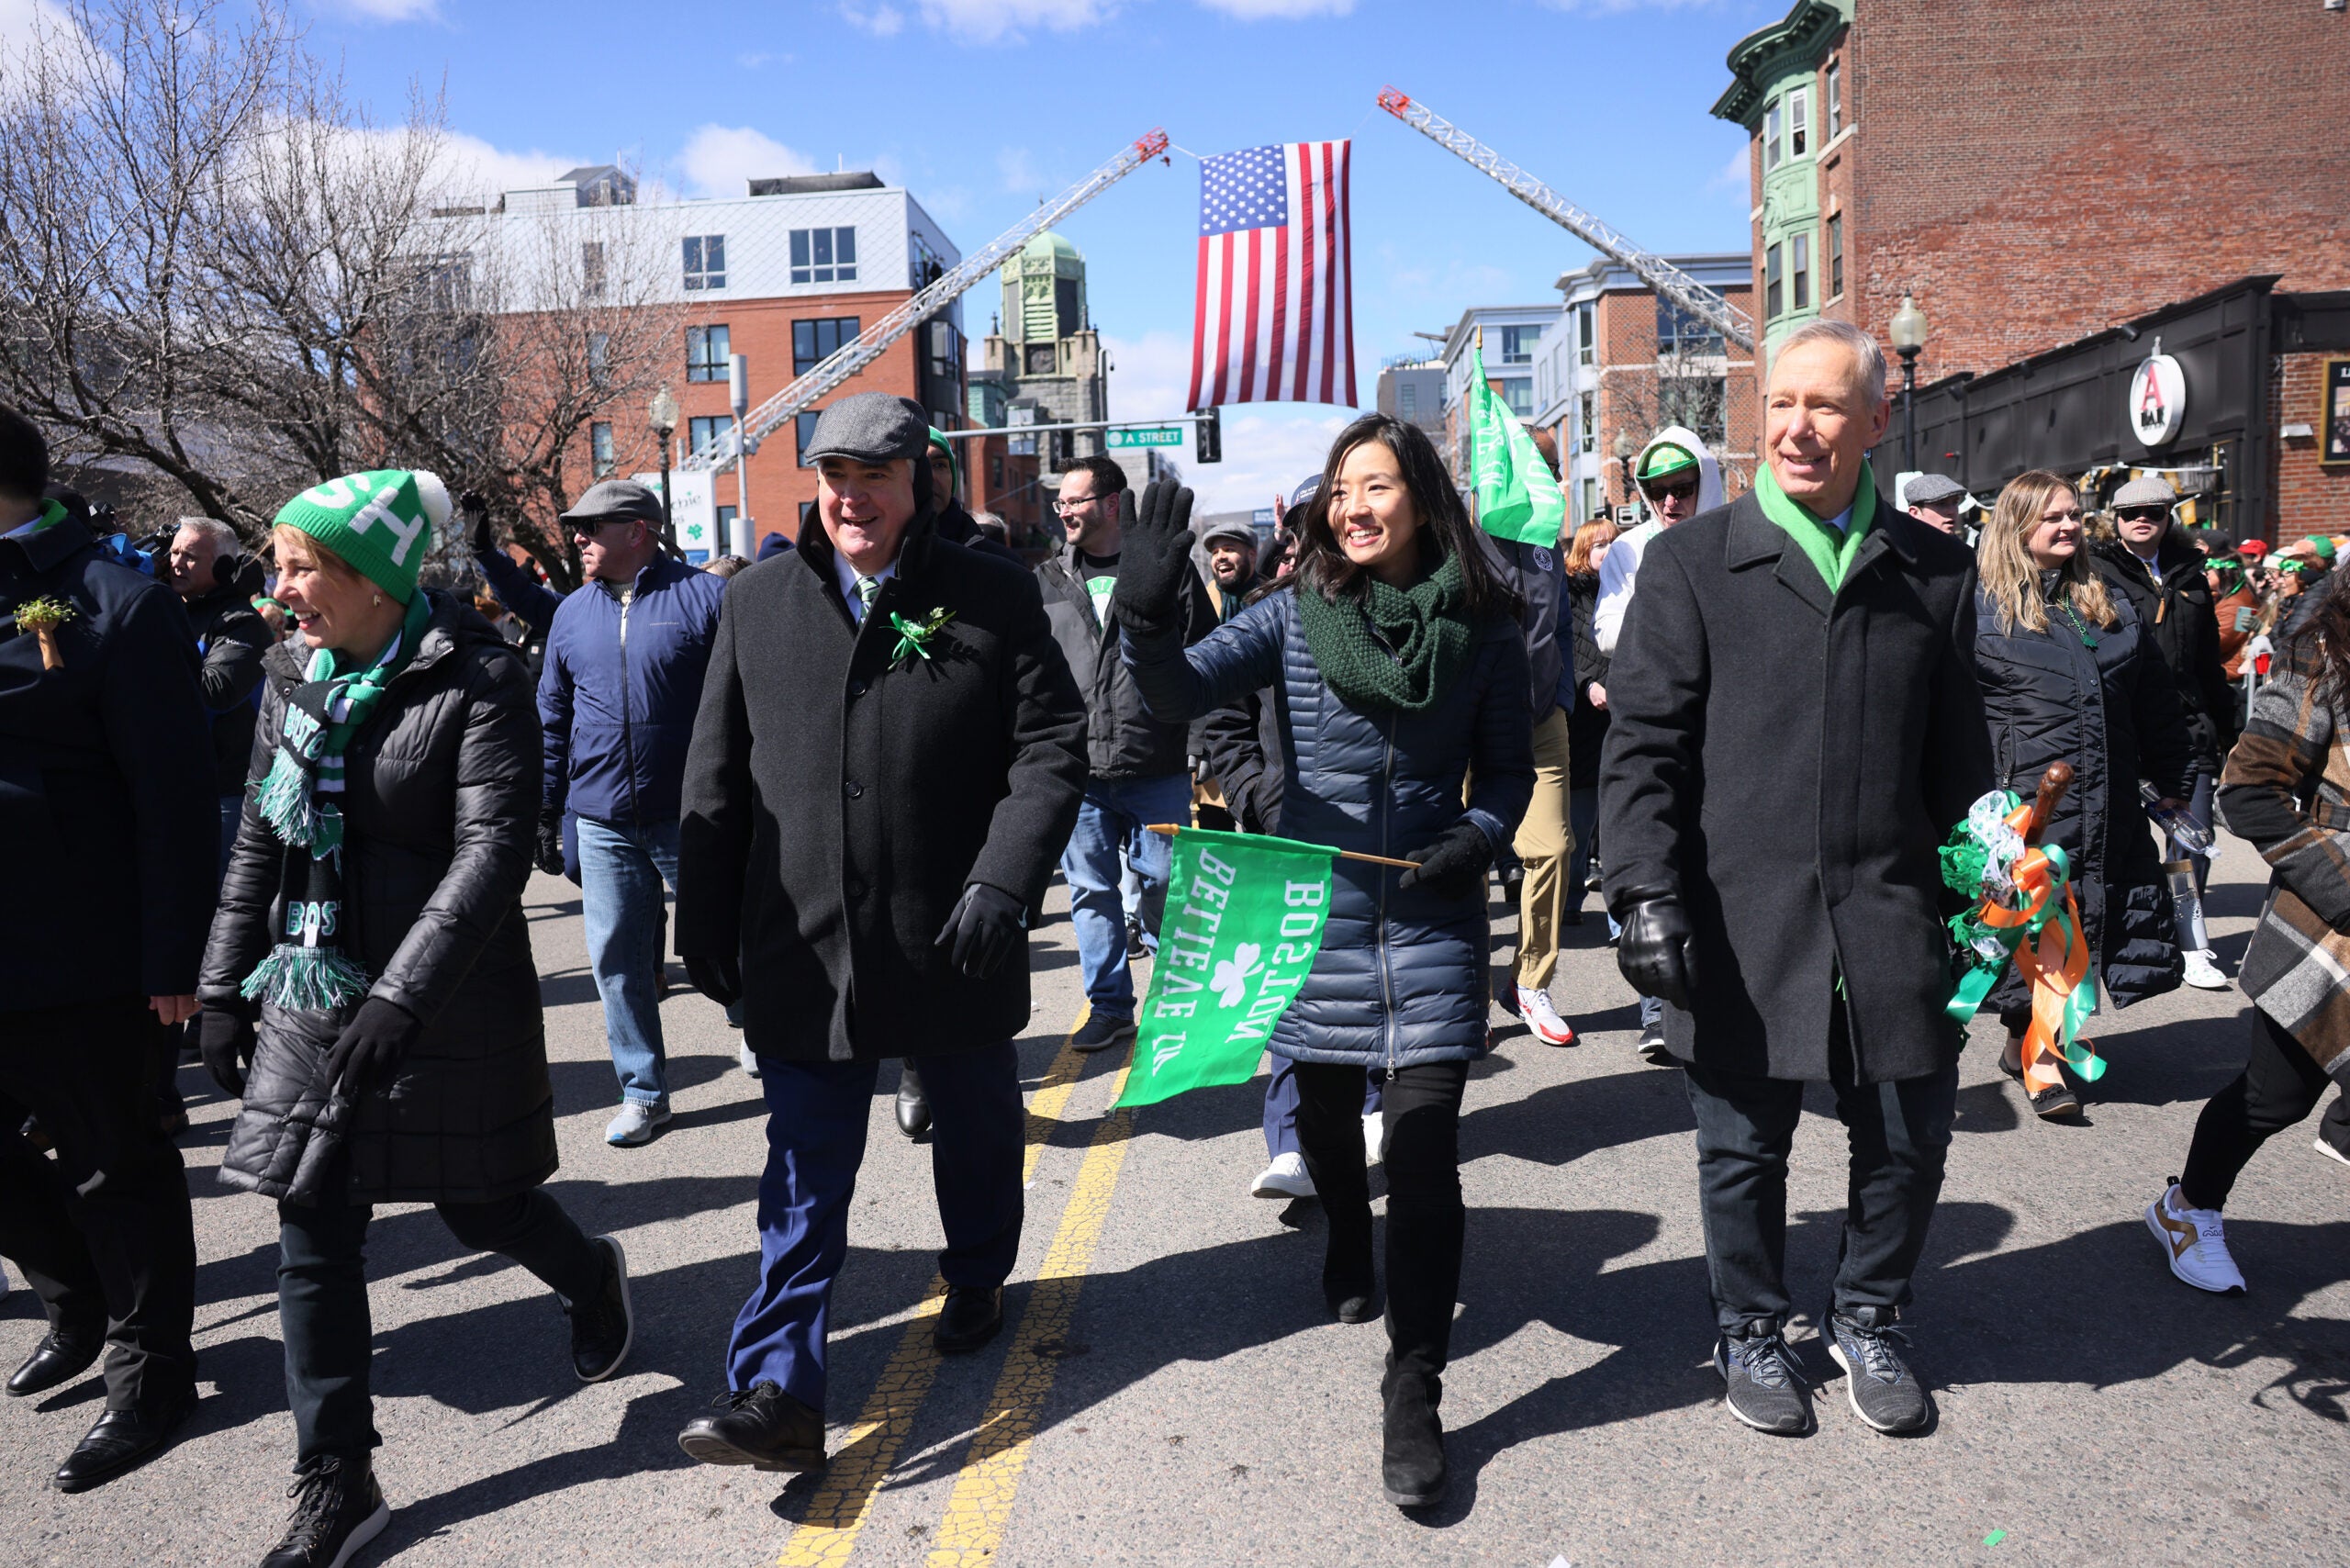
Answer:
[{"left": 2129, "top": 353, "right": 2187, "bottom": 449}]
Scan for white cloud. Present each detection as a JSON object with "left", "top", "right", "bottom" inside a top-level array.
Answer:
[
  {"left": 1102, "top": 330, "right": 1349, "bottom": 513},
  {"left": 677, "top": 124, "right": 819, "bottom": 197},
  {"left": 1538, "top": 0, "right": 1729, "bottom": 11},
  {"left": 906, "top": 0, "right": 1113, "bottom": 41},
  {"left": 839, "top": 2, "right": 906, "bottom": 34},
  {"left": 1707, "top": 141, "right": 1750, "bottom": 200},
  {"left": 327, "top": 0, "right": 441, "bottom": 19},
  {"left": 435, "top": 130, "right": 593, "bottom": 201},
  {"left": 1196, "top": 0, "right": 1352, "bottom": 16}
]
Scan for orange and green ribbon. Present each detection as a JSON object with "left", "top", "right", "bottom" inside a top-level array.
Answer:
[{"left": 1942, "top": 791, "right": 2103, "bottom": 1090}]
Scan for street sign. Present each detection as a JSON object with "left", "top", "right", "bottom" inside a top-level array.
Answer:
[{"left": 1107, "top": 426, "right": 1184, "bottom": 449}]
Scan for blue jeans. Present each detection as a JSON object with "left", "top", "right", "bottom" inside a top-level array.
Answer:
[
  {"left": 1058, "top": 773, "right": 1191, "bottom": 1022},
  {"left": 577, "top": 816, "right": 680, "bottom": 1109},
  {"left": 1569, "top": 785, "right": 1619, "bottom": 938},
  {"left": 727, "top": 1044, "right": 1024, "bottom": 1406}
]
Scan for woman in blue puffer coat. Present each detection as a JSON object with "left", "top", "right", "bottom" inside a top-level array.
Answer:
[{"left": 1113, "top": 412, "right": 1533, "bottom": 1512}]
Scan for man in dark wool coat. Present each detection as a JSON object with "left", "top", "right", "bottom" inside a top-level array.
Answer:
[
  {"left": 671, "top": 392, "right": 1087, "bottom": 1473},
  {"left": 1600, "top": 319, "right": 1993, "bottom": 1439}
]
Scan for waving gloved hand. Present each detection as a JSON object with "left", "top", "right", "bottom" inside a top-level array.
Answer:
[
  {"left": 1106, "top": 479, "right": 1197, "bottom": 635},
  {"left": 463, "top": 489, "right": 494, "bottom": 554},
  {"left": 196, "top": 1004, "right": 257, "bottom": 1098},
  {"left": 934, "top": 883, "right": 1026, "bottom": 980},
  {"left": 684, "top": 953, "right": 743, "bottom": 1007},
  {"left": 1397, "top": 821, "right": 1495, "bottom": 902},
  {"left": 1616, "top": 895, "right": 1698, "bottom": 1012},
  {"left": 323, "top": 997, "right": 423, "bottom": 1100},
  {"left": 535, "top": 805, "right": 565, "bottom": 877}
]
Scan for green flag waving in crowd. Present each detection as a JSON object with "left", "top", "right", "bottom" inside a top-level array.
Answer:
[
  {"left": 1466, "top": 340, "right": 1567, "bottom": 546},
  {"left": 1115, "top": 828, "right": 1340, "bottom": 1109}
]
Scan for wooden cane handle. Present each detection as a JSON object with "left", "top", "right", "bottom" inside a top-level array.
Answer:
[{"left": 2022, "top": 763, "right": 2075, "bottom": 848}]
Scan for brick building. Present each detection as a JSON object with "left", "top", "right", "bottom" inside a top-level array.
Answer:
[{"left": 1711, "top": 0, "right": 2350, "bottom": 538}]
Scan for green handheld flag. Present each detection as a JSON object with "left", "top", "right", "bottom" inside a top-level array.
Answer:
[
  {"left": 1115, "top": 828, "right": 1339, "bottom": 1109},
  {"left": 1468, "top": 343, "right": 1567, "bottom": 547}
]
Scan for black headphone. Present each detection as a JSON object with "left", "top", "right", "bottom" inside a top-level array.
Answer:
[{"left": 214, "top": 543, "right": 248, "bottom": 590}]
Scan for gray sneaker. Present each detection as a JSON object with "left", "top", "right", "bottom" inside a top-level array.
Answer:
[
  {"left": 1714, "top": 1327, "right": 1812, "bottom": 1434},
  {"left": 1825, "top": 1309, "right": 1930, "bottom": 1433},
  {"left": 605, "top": 1102, "right": 673, "bottom": 1147}
]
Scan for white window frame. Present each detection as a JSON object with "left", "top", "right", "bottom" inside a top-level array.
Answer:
[
  {"left": 1788, "top": 87, "right": 1810, "bottom": 158},
  {"left": 1826, "top": 61, "right": 1842, "bottom": 137},
  {"left": 1764, "top": 99, "right": 1783, "bottom": 170}
]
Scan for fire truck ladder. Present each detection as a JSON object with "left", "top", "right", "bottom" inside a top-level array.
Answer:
[
  {"left": 1375, "top": 87, "right": 1755, "bottom": 353},
  {"left": 678, "top": 129, "right": 1172, "bottom": 473}
]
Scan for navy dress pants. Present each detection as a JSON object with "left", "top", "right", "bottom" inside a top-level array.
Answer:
[{"left": 727, "top": 1042, "right": 1024, "bottom": 1408}]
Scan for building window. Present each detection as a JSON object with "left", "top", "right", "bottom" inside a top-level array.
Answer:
[
  {"left": 792, "top": 317, "right": 861, "bottom": 376},
  {"left": 687, "top": 324, "right": 731, "bottom": 382},
  {"left": 1764, "top": 99, "right": 1782, "bottom": 170},
  {"left": 909, "top": 228, "right": 946, "bottom": 291},
  {"left": 1399, "top": 380, "right": 1418, "bottom": 415},
  {"left": 796, "top": 410, "right": 822, "bottom": 467},
  {"left": 688, "top": 415, "right": 731, "bottom": 464},
  {"left": 1826, "top": 215, "right": 1843, "bottom": 298},
  {"left": 683, "top": 234, "right": 726, "bottom": 291},
  {"left": 1788, "top": 88, "right": 1809, "bottom": 158},
  {"left": 1791, "top": 232, "right": 1811, "bottom": 311},
  {"left": 590, "top": 420, "right": 615, "bottom": 478},
  {"left": 1501, "top": 378, "right": 1534, "bottom": 418},
  {"left": 1577, "top": 305, "right": 1595, "bottom": 366},
  {"left": 587, "top": 330, "right": 610, "bottom": 385},
  {"left": 1764, "top": 242, "right": 1784, "bottom": 319},
  {"left": 1582, "top": 476, "right": 1600, "bottom": 521},
  {"left": 1578, "top": 391, "right": 1595, "bottom": 454},
  {"left": 789, "top": 226, "right": 857, "bottom": 286},
  {"left": 581, "top": 241, "right": 606, "bottom": 301},
  {"left": 1657, "top": 298, "right": 1726, "bottom": 356},
  {"left": 1500, "top": 324, "right": 1541, "bottom": 364},
  {"left": 990, "top": 453, "right": 1004, "bottom": 489},
  {"left": 1826, "top": 61, "right": 1842, "bottom": 137},
  {"left": 715, "top": 503, "right": 736, "bottom": 542}
]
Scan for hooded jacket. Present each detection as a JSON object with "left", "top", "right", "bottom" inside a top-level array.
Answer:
[
  {"left": 2091, "top": 532, "right": 2234, "bottom": 765},
  {"left": 1036, "top": 542, "right": 1215, "bottom": 781},
  {"left": 1594, "top": 425, "right": 1726, "bottom": 654}
]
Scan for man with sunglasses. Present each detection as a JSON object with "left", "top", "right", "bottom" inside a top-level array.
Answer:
[
  {"left": 2092, "top": 476, "right": 2238, "bottom": 991},
  {"left": 539, "top": 479, "right": 729, "bottom": 1143},
  {"left": 1592, "top": 425, "right": 1724, "bottom": 1064}
]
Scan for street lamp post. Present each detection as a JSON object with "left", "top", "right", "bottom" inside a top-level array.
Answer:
[
  {"left": 1889, "top": 292, "right": 1929, "bottom": 474},
  {"left": 648, "top": 384, "right": 679, "bottom": 554}
]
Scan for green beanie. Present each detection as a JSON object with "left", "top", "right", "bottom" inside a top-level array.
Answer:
[
  {"left": 1639, "top": 442, "right": 1697, "bottom": 480},
  {"left": 273, "top": 470, "right": 451, "bottom": 604},
  {"left": 928, "top": 429, "right": 959, "bottom": 498},
  {"left": 2311, "top": 534, "right": 2338, "bottom": 563}
]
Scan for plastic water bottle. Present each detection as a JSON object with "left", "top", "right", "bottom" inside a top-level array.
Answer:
[{"left": 2141, "top": 782, "right": 2216, "bottom": 858}]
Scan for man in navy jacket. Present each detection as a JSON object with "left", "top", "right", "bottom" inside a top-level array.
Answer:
[
  {"left": 538, "top": 480, "right": 727, "bottom": 1146},
  {"left": 0, "top": 405, "right": 211, "bottom": 1491}
]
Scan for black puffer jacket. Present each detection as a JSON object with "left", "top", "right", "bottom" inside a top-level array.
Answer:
[
  {"left": 1973, "top": 579, "right": 2194, "bottom": 1012},
  {"left": 1125, "top": 583, "right": 1534, "bottom": 1069},
  {"left": 202, "top": 594, "right": 555, "bottom": 1205},
  {"left": 2092, "top": 535, "right": 2234, "bottom": 767},
  {"left": 1564, "top": 570, "right": 1608, "bottom": 790}
]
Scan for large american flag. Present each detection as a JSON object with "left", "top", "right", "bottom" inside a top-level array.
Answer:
[{"left": 1186, "top": 141, "right": 1356, "bottom": 411}]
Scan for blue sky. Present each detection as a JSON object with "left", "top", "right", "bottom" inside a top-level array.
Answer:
[{"left": 311, "top": 0, "right": 1782, "bottom": 508}]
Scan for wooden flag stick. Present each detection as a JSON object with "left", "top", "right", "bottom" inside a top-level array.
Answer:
[{"left": 1145, "top": 823, "right": 1420, "bottom": 870}]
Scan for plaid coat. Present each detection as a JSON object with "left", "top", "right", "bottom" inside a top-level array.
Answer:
[{"left": 2217, "top": 636, "right": 2350, "bottom": 1092}]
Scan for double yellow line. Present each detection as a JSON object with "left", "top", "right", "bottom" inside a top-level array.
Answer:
[{"left": 776, "top": 1019, "right": 1128, "bottom": 1568}]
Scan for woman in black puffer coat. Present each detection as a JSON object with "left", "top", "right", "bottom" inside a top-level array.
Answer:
[
  {"left": 196, "top": 492, "right": 631, "bottom": 1564},
  {"left": 1972, "top": 470, "right": 2195, "bottom": 1120},
  {"left": 1116, "top": 414, "right": 1533, "bottom": 1513},
  {"left": 1561, "top": 519, "right": 1617, "bottom": 928}
]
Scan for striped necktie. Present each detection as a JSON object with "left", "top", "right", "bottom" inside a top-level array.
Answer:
[{"left": 854, "top": 575, "right": 881, "bottom": 621}]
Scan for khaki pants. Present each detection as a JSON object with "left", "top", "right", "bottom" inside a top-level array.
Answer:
[{"left": 1513, "top": 707, "right": 1574, "bottom": 990}]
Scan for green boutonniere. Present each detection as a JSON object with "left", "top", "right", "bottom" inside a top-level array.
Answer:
[
  {"left": 16, "top": 595, "right": 74, "bottom": 670},
  {"left": 888, "top": 606, "right": 956, "bottom": 669}
]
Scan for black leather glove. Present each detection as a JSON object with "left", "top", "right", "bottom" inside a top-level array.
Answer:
[
  {"left": 1397, "top": 821, "right": 1495, "bottom": 902},
  {"left": 463, "top": 489, "right": 494, "bottom": 554},
  {"left": 323, "top": 997, "right": 421, "bottom": 1099},
  {"left": 684, "top": 953, "right": 743, "bottom": 1007},
  {"left": 1105, "top": 478, "right": 1196, "bottom": 634},
  {"left": 196, "top": 1005, "right": 257, "bottom": 1098},
  {"left": 535, "top": 806, "right": 565, "bottom": 877},
  {"left": 934, "top": 882, "right": 1026, "bottom": 980},
  {"left": 1617, "top": 895, "right": 1698, "bottom": 1012}
]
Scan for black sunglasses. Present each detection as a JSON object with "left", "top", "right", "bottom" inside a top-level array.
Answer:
[
  {"left": 1640, "top": 476, "right": 1700, "bottom": 502},
  {"left": 2114, "top": 507, "right": 2169, "bottom": 524}
]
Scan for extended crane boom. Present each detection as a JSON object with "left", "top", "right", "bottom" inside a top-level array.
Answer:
[
  {"left": 1376, "top": 87, "right": 1755, "bottom": 353},
  {"left": 680, "top": 128, "right": 1172, "bottom": 472}
]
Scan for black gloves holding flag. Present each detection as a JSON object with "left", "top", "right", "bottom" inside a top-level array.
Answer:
[
  {"left": 1398, "top": 821, "right": 1494, "bottom": 902},
  {"left": 1106, "top": 480, "right": 1197, "bottom": 635}
]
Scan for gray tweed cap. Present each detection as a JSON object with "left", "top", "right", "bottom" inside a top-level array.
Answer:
[
  {"left": 802, "top": 393, "right": 931, "bottom": 465},
  {"left": 2112, "top": 476, "right": 2179, "bottom": 510}
]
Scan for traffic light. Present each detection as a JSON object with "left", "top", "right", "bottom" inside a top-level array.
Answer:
[{"left": 1194, "top": 406, "right": 1223, "bottom": 464}]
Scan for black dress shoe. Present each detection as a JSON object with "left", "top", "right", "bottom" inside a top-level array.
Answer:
[
  {"left": 896, "top": 1064, "right": 932, "bottom": 1138},
  {"left": 8, "top": 1324, "right": 105, "bottom": 1398},
  {"left": 51, "top": 1387, "right": 195, "bottom": 1493},
  {"left": 1323, "top": 1278, "right": 1377, "bottom": 1324},
  {"left": 566, "top": 1237, "right": 634, "bottom": 1383},
  {"left": 677, "top": 1382, "right": 826, "bottom": 1472},
  {"left": 934, "top": 1285, "right": 1003, "bottom": 1353}
]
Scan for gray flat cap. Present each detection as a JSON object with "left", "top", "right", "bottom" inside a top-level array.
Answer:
[
  {"left": 559, "top": 479, "right": 663, "bottom": 525},
  {"left": 1199, "top": 518, "right": 1259, "bottom": 549},
  {"left": 802, "top": 392, "right": 930, "bottom": 465},
  {"left": 1904, "top": 473, "right": 1967, "bottom": 508},
  {"left": 2112, "top": 475, "right": 2178, "bottom": 510}
]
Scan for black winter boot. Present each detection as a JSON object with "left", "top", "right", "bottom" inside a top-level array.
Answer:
[{"left": 1380, "top": 1370, "right": 1446, "bottom": 1508}]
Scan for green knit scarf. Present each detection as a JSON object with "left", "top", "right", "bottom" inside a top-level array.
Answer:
[
  {"left": 241, "top": 593, "right": 431, "bottom": 1011},
  {"left": 1294, "top": 550, "right": 1472, "bottom": 713},
  {"left": 1754, "top": 461, "right": 1878, "bottom": 593}
]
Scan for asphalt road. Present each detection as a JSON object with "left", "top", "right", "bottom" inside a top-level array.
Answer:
[{"left": 6, "top": 837, "right": 2346, "bottom": 1567}]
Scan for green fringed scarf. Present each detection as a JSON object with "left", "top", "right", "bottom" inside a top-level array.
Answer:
[
  {"left": 1294, "top": 550, "right": 1472, "bottom": 714},
  {"left": 241, "top": 593, "right": 431, "bottom": 1011}
]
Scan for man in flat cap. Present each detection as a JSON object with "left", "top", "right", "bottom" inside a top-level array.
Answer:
[
  {"left": 2092, "top": 474, "right": 2236, "bottom": 989},
  {"left": 1900, "top": 473, "right": 1969, "bottom": 537},
  {"left": 673, "top": 392, "right": 1086, "bottom": 1474},
  {"left": 538, "top": 478, "right": 730, "bottom": 1144}
]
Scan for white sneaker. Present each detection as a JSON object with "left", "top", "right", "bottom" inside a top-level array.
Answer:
[
  {"left": 1515, "top": 984, "right": 1578, "bottom": 1046},
  {"left": 605, "top": 1102, "right": 673, "bottom": 1148},
  {"left": 2316, "top": 1135, "right": 2350, "bottom": 1170},
  {"left": 1251, "top": 1151, "right": 1315, "bottom": 1200},
  {"left": 1363, "top": 1110, "right": 1386, "bottom": 1167},
  {"left": 738, "top": 1043, "right": 762, "bottom": 1078},
  {"left": 2181, "top": 950, "right": 2230, "bottom": 991},
  {"left": 2144, "top": 1182, "right": 2245, "bottom": 1294}
]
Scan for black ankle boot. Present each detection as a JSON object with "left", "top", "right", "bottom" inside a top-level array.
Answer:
[
  {"left": 1323, "top": 1226, "right": 1375, "bottom": 1324},
  {"left": 1381, "top": 1371, "right": 1446, "bottom": 1508}
]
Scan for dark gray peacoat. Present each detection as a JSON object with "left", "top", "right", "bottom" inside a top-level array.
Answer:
[
  {"left": 675, "top": 513, "right": 1087, "bottom": 1062},
  {"left": 1599, "top": 489, "right": 1995, "bottom": 1083}
]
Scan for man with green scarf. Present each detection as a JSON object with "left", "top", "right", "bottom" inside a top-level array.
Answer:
[{"left": 1599, "top": 319, "right": 1993, "bottom": 1440}]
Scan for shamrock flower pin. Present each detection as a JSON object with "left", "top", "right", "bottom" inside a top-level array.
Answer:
[{"left": 888, "top": 606, "right": 956, "bottom": 669}]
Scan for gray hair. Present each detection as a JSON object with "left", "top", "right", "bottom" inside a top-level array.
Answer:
[
  {"left": 969, "top": 510, "right": 1011, "bottom": 543},
  {"left": 1773, "top": 319, "right": 1889, "bottom": 413},
  {"left": 173, "top": 515, "right": 240, "bottom": 553}
]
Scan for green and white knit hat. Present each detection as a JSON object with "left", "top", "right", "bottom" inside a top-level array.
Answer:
[{"left": 273, "top": 470, "right": 452, "bottom": 605}]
